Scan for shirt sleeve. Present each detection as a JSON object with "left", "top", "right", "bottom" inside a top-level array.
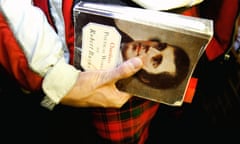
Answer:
[
  {"left": 131, "top": 0, "right": 204, "bottom": 10},
  {"left": 0, "top": 0, "right": 80, "bottom": 106}
]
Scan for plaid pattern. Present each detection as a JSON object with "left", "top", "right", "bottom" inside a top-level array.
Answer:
[{"left": 91, "top": 97, "right": 160, "bottom": 144}]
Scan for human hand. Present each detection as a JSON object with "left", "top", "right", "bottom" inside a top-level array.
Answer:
[{"left": 60, "top": 57, "right": 143, "bottom": 108}]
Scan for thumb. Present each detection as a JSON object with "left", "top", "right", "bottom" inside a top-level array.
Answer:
[{"left": 111, "top": 57, "right": 143, "bottom": 81}]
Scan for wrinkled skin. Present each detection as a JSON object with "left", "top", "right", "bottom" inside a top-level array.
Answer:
[{"left": 61, "top": 57, "right": 143, "bottom": 108}]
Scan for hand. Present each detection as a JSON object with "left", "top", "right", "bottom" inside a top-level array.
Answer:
[{"left": 60, "top": 57, "right": 143, "bottom": 108}]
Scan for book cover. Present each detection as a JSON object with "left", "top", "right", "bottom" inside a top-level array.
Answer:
[{"left": 73, "top": 1, "right": 213, "bottom": 106}]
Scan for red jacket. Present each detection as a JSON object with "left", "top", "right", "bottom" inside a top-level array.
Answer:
[
  {"left": 0, "top": 0, "right": 239, "bottom": 93},
  {"left": 0, "top": 0, "right": 74, "bottom": 91},
  {"left": 201, "top": 0, "right": 239, "bottom": 60}
]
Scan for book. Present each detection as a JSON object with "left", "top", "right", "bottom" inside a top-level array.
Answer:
[{"left": 73, "top": 1, "right": 213, "bottom": 106}]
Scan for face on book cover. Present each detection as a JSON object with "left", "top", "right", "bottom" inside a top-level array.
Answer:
[{"left": 121, "top": 39, "right": 190, "bottom": 89}]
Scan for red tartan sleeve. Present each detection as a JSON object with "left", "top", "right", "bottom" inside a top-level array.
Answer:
[
  {"left": 202, "top": 0, "right": 240, "bottom": 61},
  {"left": 0, "top": 13, "right": 43, "bottom": 91}
]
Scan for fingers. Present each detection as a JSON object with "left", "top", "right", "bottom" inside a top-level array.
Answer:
[{"left": 111, "top": 57, "right": 143, "bottom": 81}]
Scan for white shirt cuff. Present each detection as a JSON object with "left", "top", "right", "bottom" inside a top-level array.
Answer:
[{"left": 41, "top": 58, "right": 80, "bottom": 110}]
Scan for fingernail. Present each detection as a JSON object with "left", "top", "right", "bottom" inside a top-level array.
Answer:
[{"left": 130, "top": 57, "right": 143, "bottom": 69}]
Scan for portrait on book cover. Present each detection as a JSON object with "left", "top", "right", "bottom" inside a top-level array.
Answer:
[{"left": 73, "top": 8, "right": 212, "bottom": 105}]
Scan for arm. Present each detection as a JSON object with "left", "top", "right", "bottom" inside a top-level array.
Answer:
[
  {"left": 0, "top": 0, "right": 143, "bottom": 109},
  {"left": 0, "top": 0, "right": 79, "bottom": 106},
  {"left": 0, "top": 12, "right": 43, "bottom": 91}
]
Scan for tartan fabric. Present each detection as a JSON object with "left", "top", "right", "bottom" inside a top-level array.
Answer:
[{"left": 91, "top": 97, "right": 160, "bottom": 144}]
